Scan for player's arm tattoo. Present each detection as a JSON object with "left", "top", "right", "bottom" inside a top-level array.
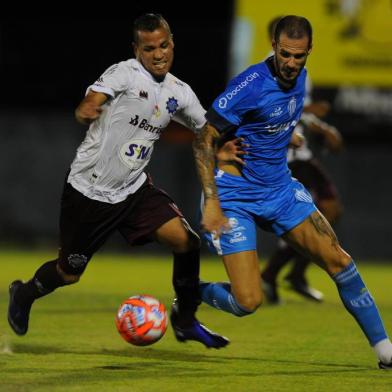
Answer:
[
  {"left": 309, "top": 212, "right": 340, "bottom": 249},
  {"left": 193, "top": 123, "right": 220, "bottom": 200}
]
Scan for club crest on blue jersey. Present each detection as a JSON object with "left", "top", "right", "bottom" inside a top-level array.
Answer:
[
  {"left": 288, "top": 96, "right": 297, "bottom": 116},
  {"left": 166, "top": 97, "right": 178, "bottom": 114}
]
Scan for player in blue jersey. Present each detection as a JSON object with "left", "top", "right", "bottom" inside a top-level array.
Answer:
[{"left": 193, "top": 15, "right": 392, "bottom": 369}]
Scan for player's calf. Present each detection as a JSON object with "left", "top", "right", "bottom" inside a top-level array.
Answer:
[
  {"left": 332, "top": 260, "right": 392, "bottom": 368},
  {"left": 200, "top": 281, "right": 259, "bottom": 317}
]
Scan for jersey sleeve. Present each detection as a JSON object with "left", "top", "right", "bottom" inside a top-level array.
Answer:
[
  {"left": 87, "top": 62, "right": 130, "bottom": 98},
  {"left": 172, "top": 85, "right": 206, "bottom": 133},
  {"left": 206, "top": 70, "right": 261, "bottom": 133}
]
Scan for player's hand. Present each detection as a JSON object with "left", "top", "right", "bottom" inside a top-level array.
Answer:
[
  {"left": 304, "top": 101, "right": 331, "bottom": 118},
  {"left": 75, "top": 101, "right": 103, "bottom": 125},
  {"left": 289, "top": 131, "right": 305, "bottom": 148},
  {"left": 202, "top": 199, "right": 231, "bottom": 238},
  {"left": 324, "top": 126, "right": 343, "bottom": 152},
  {"left": 216, "top": 138, "right": 248, "bottom": 166}
]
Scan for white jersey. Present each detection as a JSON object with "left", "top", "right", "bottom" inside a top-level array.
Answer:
[
  {"left": 287, "top": 122, "right": 313, "bottom": 162},
  {"left": 68, "top": 59, "right": 206, "bottom": 204},
  {"left": 288, "top": 76, "right": 313, "bottom": 163}
]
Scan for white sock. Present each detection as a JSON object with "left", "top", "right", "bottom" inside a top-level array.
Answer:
[{"left": 373, "top": 338, "right": 392, "bottom": 364}]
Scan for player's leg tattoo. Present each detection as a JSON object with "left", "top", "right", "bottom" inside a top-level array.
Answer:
[{"left": 309, "top": 211, "right": 339, "bottom": 250}]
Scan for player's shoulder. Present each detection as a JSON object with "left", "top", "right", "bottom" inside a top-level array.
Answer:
[
  {"left": 100, "top": 59, "right": 137, "bottom": 79},
  {"left": 117, "top": 58, "right": 142, "bottom": 74},
  {"left": 164, "top": 72, "right": 196, "bottom": 99},
  {"left": 224, "top": 61, "right": 269, "bottom": 101},
  {"left": 296, "top": 66, "right": 308, "bottom": 91},
  {"left": 165, "top": 72, "right": 192, "bottom": 90},
  {"left": 300, "top": 66, "right": 308, "bottom": 80}
]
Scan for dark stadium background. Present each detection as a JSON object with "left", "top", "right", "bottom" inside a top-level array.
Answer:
[{"left": 1, "top": 4, "right": 391, "bottom": 258}]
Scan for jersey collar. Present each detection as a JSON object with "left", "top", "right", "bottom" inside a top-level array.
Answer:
[
  {"left": 133, "top": 59, "right": 166, "bottom": 85},
  {"left": 265, "top": 56, "right": 298, "bottom": 91}
]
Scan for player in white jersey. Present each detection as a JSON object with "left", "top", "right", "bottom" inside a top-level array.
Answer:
[
  {"left": 7, "top": 13, "right": 236, "bottom": 349},
  {"left": 68, "top": 56, "right": 207, "bottom": 204}
]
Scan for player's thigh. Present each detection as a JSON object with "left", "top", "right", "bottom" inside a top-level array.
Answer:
[
  {"left": 283, "top": 210, "right": 351, "bottom": 275},
  {"left": 59, "top": 182, "right": 122, "bottom": 274},
  {"left": 119, "top": 182, "right": 196, "bottom": 251},
  {"left": 222, "top": 250, "right": 263, "bottom": 305},
  {"left": 154, "top": 217, "right": 200, "bottom": 252}
]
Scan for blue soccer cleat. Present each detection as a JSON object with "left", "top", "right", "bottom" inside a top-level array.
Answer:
[
  {"left": 8, "top": 280, "right": 32, "bottom": 336},
  {"left": 170, "top": 300, "right": 229, "bottom": 349}
]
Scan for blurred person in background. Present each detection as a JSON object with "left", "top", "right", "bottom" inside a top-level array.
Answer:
[
  {"left": 193, "top": 15, "right": 392, "bottom": 369},
  {"left": 7, "top": 13, "right": 245, "bottom": 349}
]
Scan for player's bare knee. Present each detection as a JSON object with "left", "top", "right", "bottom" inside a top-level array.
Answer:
[
  {"left": 236, "top": 292, "right": 263, "bottom": 313},
  {"left": 326, "top": 252, "right": 352, "bottom": 275}
]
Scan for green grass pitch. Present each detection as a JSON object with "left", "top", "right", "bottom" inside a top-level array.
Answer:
[{"left": 0, "top": 250, "right": 391, "bottom": 391}]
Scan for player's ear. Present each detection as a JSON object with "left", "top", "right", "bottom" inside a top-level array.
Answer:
[
  {"left": 132, "top": 42, "right": 139, "bottom": 59},
  {"left": 307, "top": 43, "right": 313, "bottom": 55},
  {"left": 272, "top": 39, "right": 277, "bottom": 52}
]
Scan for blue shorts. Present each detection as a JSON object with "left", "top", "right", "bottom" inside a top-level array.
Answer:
[{"left": 204, "top": 170, "right": 317, "bottom": 256}]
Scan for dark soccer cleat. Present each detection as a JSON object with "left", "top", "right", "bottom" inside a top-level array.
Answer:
[
  {"left": 170, "top": 301, "right": 229, "bottom": 349},
  {"left": 284, "top": 277, "right": 324, "bottom": 303},
  {"left": 8, "top": 280, "right": 32, "bottom": 336},
  {"left": 378, "top": 361, "right": 392, "bottom": 370},
  {"left": 261, "top": 277, "right": 281, "bottom": 305}
]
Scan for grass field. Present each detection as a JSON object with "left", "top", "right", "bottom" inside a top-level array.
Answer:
[{"left": 0, "top": 250, "right": 391, "bottom": 391}]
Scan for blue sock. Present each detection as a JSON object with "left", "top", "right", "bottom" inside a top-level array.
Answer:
[
  {"left": 199, "top": 281, "right": 253, "bottom": 317},
  {"left": 333, "top": 261, "right": 388, "bottom": 346}
]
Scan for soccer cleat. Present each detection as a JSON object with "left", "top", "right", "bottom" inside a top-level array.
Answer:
[
  {"left": 378, "top": 361, "right": 392, "bottom": 370},
  {"left": 261, "top": 277, "right": 281, "bottom": 305},
  {"left": 170, "top": 300, "right": 229, "bottom": 349},
  {"left": 284, "top": 277, "right": 324, "bottom": 302},
  {"left": 8, "top": 280, "right": 33, "bottom": 336}
]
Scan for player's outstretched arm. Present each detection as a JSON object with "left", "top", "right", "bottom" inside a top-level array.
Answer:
[
  {"left": 193, "top": 123, "right": 230, "bottom": 236},
  {"left": 303, "top": 100, "right": 330, "bottom": 118},
  {"left": 75, "top": 91, "right": 108, "bottom": 125},
  {"left": 301, "top": 113, "right": 344, "bottom": 152}
]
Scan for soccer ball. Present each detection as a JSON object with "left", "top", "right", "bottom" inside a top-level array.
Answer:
[{"left": 115, "top": 295, "right": 168, "bottom": 346}]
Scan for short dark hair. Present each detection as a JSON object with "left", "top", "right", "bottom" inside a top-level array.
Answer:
[
  {"left": 274, "top": 15, "right": 312, "bottom": 48},
  {"left": 133, "top": 13, "right": 172, "bottom": 44},
  {"left": 268, "top": 16, "right": 283, "bottom": 41}
]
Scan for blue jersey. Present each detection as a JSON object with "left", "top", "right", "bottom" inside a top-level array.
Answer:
[{"left": 206, "top": 57, "right": 307, "bottom": 187}]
